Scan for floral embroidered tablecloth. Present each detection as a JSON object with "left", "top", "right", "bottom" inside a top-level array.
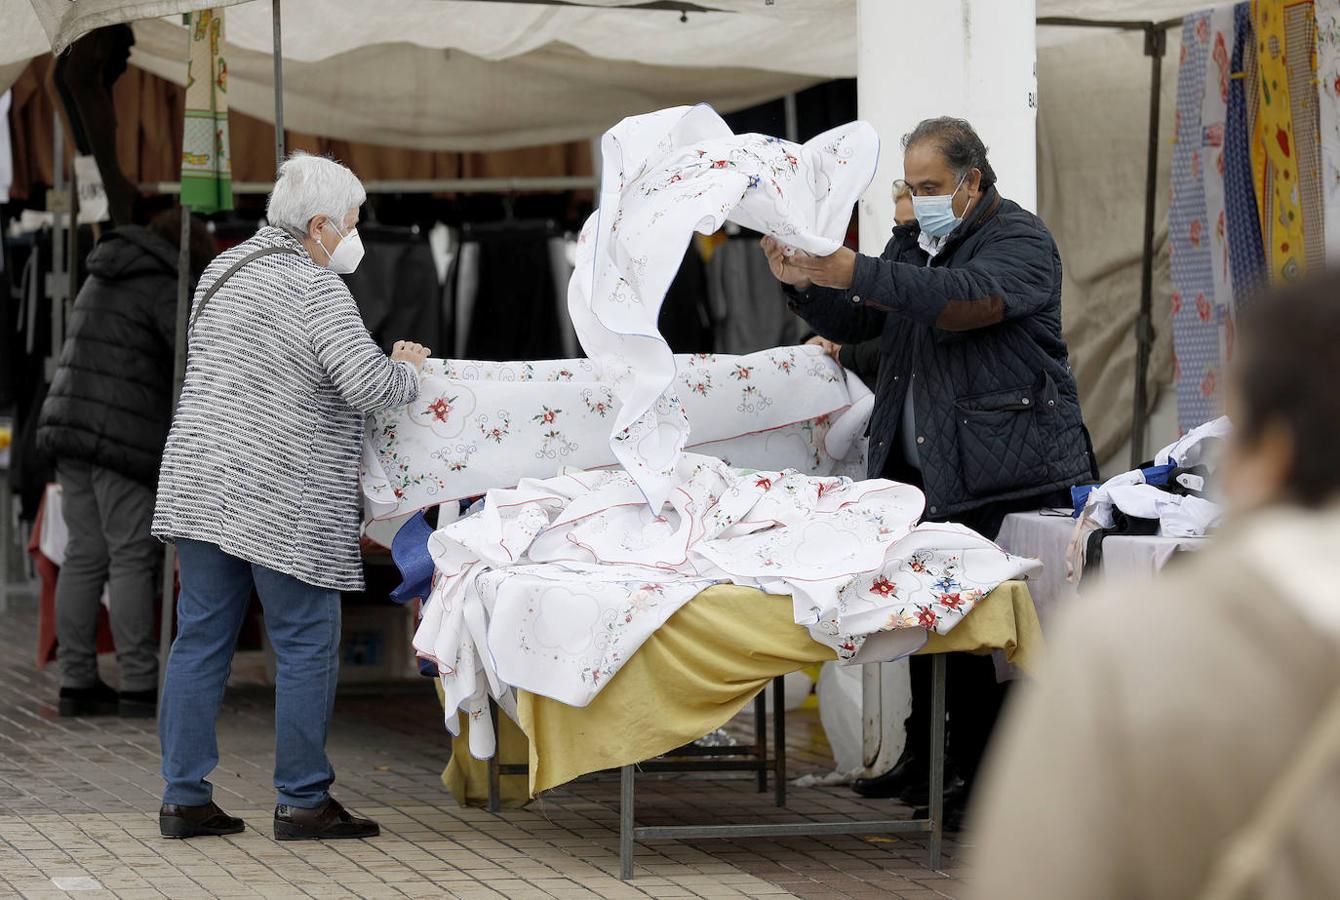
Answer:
[
  {"left": 416, "top": 455, "right": 1039, "bottom": 760},
  {"left": 361, "top": 346, "right": 873, "bottom": 520}
]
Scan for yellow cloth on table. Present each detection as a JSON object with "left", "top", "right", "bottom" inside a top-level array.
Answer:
[{"left": 441, "top": 580, "right": 1041, "bottom": 808}]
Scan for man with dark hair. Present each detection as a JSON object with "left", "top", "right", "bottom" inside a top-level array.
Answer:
[
  {"left": 968, "top": 273, "right": 1340, "bottom": 900},
  {"left": 37, "top": 209, "right": 215, "bottom": 717},
  {"left": 762, "top": 116, "right": 1095, "bottom": 825}
]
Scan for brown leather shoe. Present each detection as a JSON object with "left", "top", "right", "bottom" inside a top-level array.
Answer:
[
  {"left": 159, "top": 801, "right": 245, "bottom": 838},
  {"left": 273, "top": 797, "right": 379, "bottom": 841}
]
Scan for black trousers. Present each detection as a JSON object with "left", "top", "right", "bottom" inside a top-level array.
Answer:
[{"left": 883, "top": 452, "right": 1070, "bottom": 787}]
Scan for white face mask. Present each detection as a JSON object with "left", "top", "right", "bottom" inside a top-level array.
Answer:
[{"left": 317, "top": 219, "right": 365, "bottom": 274}]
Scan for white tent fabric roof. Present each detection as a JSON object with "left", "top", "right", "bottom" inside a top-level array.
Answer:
[{"left": 1, "top": 0, "right": 1222, "bottom": 150}]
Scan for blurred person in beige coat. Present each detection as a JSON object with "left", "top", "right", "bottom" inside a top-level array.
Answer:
[{"left": 967, "top": 270, "right": 1340, "bottom": 900}]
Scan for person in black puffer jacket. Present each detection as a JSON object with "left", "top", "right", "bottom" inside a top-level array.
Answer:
[
  {"left": 37, "top": 209, "right": 215, "bottom": 717},
  {"left": 763, "top": 117, "right": 1097, "bottom": 827}
]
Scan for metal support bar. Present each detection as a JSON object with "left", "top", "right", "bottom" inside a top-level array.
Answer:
[
  {"left": 157, "top": 204, "right": 193, "bottom": 708},
  {"left": 772, "top": 676, "right": 786, "bottom": 808},
  {"left": 144, "top": 176, "right": 600, "bottom": 195},
  {"left": 633, "top": 819, "right": 932, "bottom": 841},
  {"left": 754, "top": 688, "right": 767, "bottom": 792},
  {"left": 1034, "top": 15, "right": 1179, "bottom": 466},
  {"left": 487, "top": 701, "right": 502, "bottom": 813},
  {"left": 927, "top": 653, "right": 947, "bottom": 870},
  {"left": 619, "top": 765, "right": 636, "bottom": 880},
  {"left": 1130, "top": 24, "right": 1167, "bottom": 467},
  {"left": 272, "top": 0, "right": 285, "bottom": 170},
  {"left": 783, "top": 92, "right": 799, "bottom": 143}
]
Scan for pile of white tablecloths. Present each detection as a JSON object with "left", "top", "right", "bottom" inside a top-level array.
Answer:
[{"left": 416, "top": 454, "right": 1041, "bottom": 758}]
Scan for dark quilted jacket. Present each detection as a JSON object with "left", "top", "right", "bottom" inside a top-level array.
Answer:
[
  {"left": 37, "top": 226, "right": 179, "bottom": 487},
  {"left": 790, "top": 187, "right": 1095, "bottom": 518}
]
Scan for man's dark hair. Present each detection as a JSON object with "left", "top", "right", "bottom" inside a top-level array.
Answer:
[
  {"left": 1235, "top": 271, "right": 1340, "bottom": 506},
  {"left": 901, "top": 117, "right": 998, "bottom": 192}
]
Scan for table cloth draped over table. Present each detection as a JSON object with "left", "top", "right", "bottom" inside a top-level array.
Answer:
[{"left": 440, "top": 581, "right": 1042, "bottom": 808}]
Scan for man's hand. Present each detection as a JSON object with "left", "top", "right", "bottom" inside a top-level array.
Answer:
[
  {"left": 791, "top": 247, "right": 858, "bottom": 290},
  {"left": 806, "top": 335, "right": 843, "bottom": 363},
  {"left": 760, "top": 236, "right": 812, "bottom": 291},
  {"left": 391, "top": 340, "right": 431, "bottom": 371}
]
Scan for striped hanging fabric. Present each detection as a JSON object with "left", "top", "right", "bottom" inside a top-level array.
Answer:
[
  {"left": 1252, "top": 0, "right": 1307, "bottom": 281},
  {"left": 1225, "top": 2, "right": 1268, "bottom": 307},
  {"left": 180, "top": 9, "right": 233, "bottom": 214},
  {"left": 1316, "top": 0, "right": 1340, "bottom": 261}
]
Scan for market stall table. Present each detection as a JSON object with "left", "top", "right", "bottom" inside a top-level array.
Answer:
[
  {"left": 439, "top": 580, "right": 1042, "bottom": 878},
  {"left": 995, "top": 510, "right": 1208, "bottom": 630}
]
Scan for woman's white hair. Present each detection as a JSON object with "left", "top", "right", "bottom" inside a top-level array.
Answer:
[{"left": 265, "top": 153, "right": 366, "bottom": 237}]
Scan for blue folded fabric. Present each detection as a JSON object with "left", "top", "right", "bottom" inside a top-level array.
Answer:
[
  {"left": 1071, "top": 463, "right": 1178, "bottom": 517},
  {"left": 388, "top": 511, "right": 436, "bottom": 606}
]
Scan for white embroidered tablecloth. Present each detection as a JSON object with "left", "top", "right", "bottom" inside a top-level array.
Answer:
[
  {"left": 415, "top": 455, "right": 1040, "bottom": 759},
  {"left": 361, "top": 346, "right": 873, "bottom": 519},
  {"left": 567, "top": 105, "right": 879, "bottom": 509}
]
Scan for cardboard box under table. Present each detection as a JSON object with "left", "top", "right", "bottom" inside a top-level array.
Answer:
[{"left": 438, "top": 581, "right": 1042, "bottom": 878}]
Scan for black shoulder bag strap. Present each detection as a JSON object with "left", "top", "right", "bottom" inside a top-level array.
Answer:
[{"left": 188, "top": 245, "right": 300, "bottom": 334}]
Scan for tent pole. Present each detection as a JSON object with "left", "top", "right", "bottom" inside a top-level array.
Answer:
[
  {"left": 1130, "top": 24, "right": 1166, "bottom": 468},
  {"left": 272, "top": 0, "right": 285, "bottom": 170},
  {"left": 158, "top": 204, "right": 192, "bottom": 709}
]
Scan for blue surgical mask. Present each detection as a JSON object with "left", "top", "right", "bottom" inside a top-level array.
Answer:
[{"left": 911, "top": 174, "right": 967, "bottom": 239}]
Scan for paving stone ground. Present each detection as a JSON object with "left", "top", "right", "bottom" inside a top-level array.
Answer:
[{"left": 0, "top": 586, "right": 969, "bottom": 899}]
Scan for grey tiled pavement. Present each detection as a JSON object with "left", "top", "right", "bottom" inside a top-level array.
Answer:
[{"left": 0, "top": 586, "right": 968, "bottom": 899}]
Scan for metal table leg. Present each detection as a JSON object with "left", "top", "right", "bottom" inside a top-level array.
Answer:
[
  {"left": 487, "top": 701, "right": 502, "bottom": 813},
  {"left": 773, "top": 676, "right": 787, "bottom": 808},
  {"left": 620, "top": 765, "right": 636, "bottom": 880},
  {"left": 928, "top": 653, "right": 947, "bottom": 870},
  {"left": 754, "top": 689, "right": 767, "bottom": 792}
]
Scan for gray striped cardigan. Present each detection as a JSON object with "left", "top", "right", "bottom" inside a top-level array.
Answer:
[{"left": 153, "top": 226, "right": 420, "bottom": 590}]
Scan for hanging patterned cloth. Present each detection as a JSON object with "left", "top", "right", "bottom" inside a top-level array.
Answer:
[
  {"left": 1202, "top": 7, "right": 1236, "bottom": 336},
  {"left": 1252, "top": 0, "right": 1306, "bottom": 281},
  {"left": 1225, "top": 2, "right": 1268, "bottom": 307},
  {"left": 1316, "top": 0, "right": 1340, "bottom": 261},
  {"left": 180, "top": 9, "right": 233, "bottom": 214},
  {"left": 1284, "top": 1, "right": 1325, "bottom": 271},
  {"left": 1170, "top": 12, "right": 1223, "bottom": 433}
]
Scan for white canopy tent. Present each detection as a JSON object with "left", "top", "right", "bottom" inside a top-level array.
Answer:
[
  {"left": 2, "top": 0, "right": 1226, "bottom": 800},
  {"left": 5, "top": 0, "right": 1206, "bottom": 149}
]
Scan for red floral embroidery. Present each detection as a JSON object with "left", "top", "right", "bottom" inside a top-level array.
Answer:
[
  {"left": 711, "top": 159, "right": 730, "bottom": 169},
  {"left": 870, "top": 576, "right": 896, "bottom": 597},
  {"left": 1201, "top": 367, "right": 1217, "bottom": 399},
  {"left": 754, "top": 476, "right": 773, "bottom": 490},
  {"left": 916, "top": 606, "right": 938, "bottom": 628},
  {"left": 1189, "top": 218, "right": 1203, "bottom": 247},
  {"left": 1171, "top": 292, "right": 1183, "bottom": 316},
  {"left": 1196, "top": 293, "right": 1212, "bottom": 323},
  {"left": 427, "top": 397, "right": 453, "bottom": 422},
  {"left": 939, "top": 592, "right": 965, "bottom": 611}
]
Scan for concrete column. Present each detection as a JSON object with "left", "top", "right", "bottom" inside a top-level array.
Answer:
[
  {"left": 855, "top": 0, "right": 1038, "bottom": 774},
  {"left": 857, "top": 0, "right": 1038, "bottom": 254}
]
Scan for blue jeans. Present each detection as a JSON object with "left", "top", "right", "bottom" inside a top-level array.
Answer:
[{"left": 160, "top": 539, "right": 341, "bottom": 808}]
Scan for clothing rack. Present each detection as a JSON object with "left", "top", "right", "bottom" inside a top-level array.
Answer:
[
  {"left": 142, "top": 176, "right": 599, "bottom": 196},
  {"left": 1037, "top": 15, "right": 1182, "bottom": 468}
]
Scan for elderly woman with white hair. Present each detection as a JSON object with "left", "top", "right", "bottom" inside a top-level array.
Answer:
[{"left": 153, "top": 154, "right": 428, "bottom": 842}]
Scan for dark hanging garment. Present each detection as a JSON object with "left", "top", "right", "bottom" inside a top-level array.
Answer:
[
  {"left": 342, "top": 229, "right": 443, "bottom": 354},
  {"left": 464, "top": 231, "right": 565, "bottom": 362},
  {"left": 9, "top": 237, "right": 55, "bottom": 521},
  {"left": 706, "top": 235, "right": 800, "bottom": 355},
  {"left": 657, "top": 244, "right": 714, "bottom": 354}
]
